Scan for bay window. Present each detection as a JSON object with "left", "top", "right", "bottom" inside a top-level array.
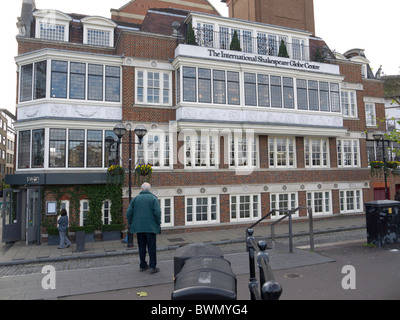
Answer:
[{"left": 20, "top": 59, "right": 121, "bottom": 103}]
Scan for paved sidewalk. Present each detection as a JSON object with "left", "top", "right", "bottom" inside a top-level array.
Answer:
[{"left": 0, "top": 213, "right": 366, "bottom": 266}]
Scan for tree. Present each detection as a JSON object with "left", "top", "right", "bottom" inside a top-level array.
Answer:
[
  {"left": 278, "top": 39, "right": 289, "bottom": 58},
  {"left": 230, "top": 31, "right": 241, "bottom": 51},
  {"left": 186, "top": 22, "right": 197, "bottom": 45}
]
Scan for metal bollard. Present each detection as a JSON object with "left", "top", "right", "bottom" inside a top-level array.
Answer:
[{"left": 127, "top": 232, "right": 134, "bottom": 248}]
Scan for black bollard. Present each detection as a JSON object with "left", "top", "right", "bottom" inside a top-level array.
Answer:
[{"left": 127, "top": 232, "right": 134, "bottom": 248}]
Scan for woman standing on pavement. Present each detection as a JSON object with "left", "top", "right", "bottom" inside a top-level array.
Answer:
[{"left": 58, "top": 209, "right": 71, "bottom": 249}]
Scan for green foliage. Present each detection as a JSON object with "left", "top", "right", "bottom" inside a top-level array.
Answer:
[
  {"left": 230, "top": 31, "right": 241, "bottom": 51},
  {"left": 278, "top": 39, "right": 289, "bottom": 58},
  {"left": 102, "top": 224, "right": 123, "bottom": 232},
  {"left": 187, "top": 22, "right": 197, "bottom": 45},
  {"left": 43, "top": 184, "right": 123, "bottom": 231}
]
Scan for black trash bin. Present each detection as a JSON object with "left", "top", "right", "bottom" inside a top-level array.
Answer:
[
  {"left": 173, "top": 243, "right": 224, "bottom": 277},
  {"left": 172, "top": 256, "right": 237, "bottom": 300},
  {"left": 365, "top": 200, "right": 400, "bottom": 247}
]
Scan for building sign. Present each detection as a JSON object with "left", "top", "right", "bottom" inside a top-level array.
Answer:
[{"left": 175, "top": 45, "right": 340, "bottom": 75}]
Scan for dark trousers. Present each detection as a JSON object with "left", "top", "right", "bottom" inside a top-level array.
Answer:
[{"left": 137, "top": 233, "right": 157, "bottom": 269}]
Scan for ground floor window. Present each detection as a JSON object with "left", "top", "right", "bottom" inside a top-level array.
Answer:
[
  {"left": 102, "top": 200, "right": 111, "bottom": 225},
  {"left": 80, "top": 200, "right": 89, "bottom": 226},
  {"left": 270, "top": 193, "right": 298, "bottom": 219},
  {"left": 307, "top": 191, "right": 332, "bottom": 215},
  {"left": 159, "top": 197, "right": 174, "bottom": 227},
  {"left": 186, "top": 196, "right": 219, "bottom": 224},
  {"left": 340, "top": 189, "right": 362, "bottom": 213},
  {"left": 230, "top": 194, "right": 260, "bottom": 221}
]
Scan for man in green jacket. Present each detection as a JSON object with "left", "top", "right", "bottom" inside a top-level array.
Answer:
[{"left": 127, "top": 182, "right": 161, "bottom": 274}]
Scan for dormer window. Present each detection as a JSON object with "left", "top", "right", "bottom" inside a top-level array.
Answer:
[
  {"left": 34, "top": 10, "right": 72, "bottom": 42},
  {"left": 81, "top": 17, "right": 117, "bottom": 48}
]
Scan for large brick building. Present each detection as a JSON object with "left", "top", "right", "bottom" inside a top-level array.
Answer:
[{"left": 3, "top": 0, "right": 391, "bottom": 244}]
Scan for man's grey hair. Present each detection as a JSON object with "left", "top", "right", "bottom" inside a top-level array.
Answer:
[{"left": 141, "top": 182, "right": 151, "bottom": 191}]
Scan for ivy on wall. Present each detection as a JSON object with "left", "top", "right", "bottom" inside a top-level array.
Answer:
[{"left": 42, "top": 184, "right": 123, "bottom": 230}]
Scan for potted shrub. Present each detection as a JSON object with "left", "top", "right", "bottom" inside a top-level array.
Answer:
[
  {"left": 230, "top": 31, "right": 241, "bottom": 51},
  {"left": 47, "top": 227, "right": 60, "bottom": 246},
  {"left": 102, "top": 224, "right": 123, "bottom": 241}
]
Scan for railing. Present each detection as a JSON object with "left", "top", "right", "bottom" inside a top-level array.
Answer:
[
  {"left": 245, "top": 207, "right": 314, "bottom": 300},
  {"left": 192, "top": 27, "right": 311, "bottom": 62},
  {"left": 246, "top": 230, "right": 283, "bottom": 300},
  {"left": 271, "top": 207, "right": 314, "bottom": 253}
]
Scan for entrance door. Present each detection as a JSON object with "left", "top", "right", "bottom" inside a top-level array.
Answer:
[
  {"left": 26, "top": 188, "right": 40, "bottom": 244},
  {"left": 2, "top": 189, "right": 21, "bottom": 243}
]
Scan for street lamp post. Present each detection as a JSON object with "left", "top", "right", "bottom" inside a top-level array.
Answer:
[
  {"left": 113, "top": 123, "right": 147, "bottom": 248},
  {"left": 113, "top": 123, "right": 148, "bottom": 202},
  {"left": 373, "top": 133, "right": 389, "bottom": 200}
]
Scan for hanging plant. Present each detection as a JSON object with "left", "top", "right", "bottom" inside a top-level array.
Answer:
[
  {"left": 107, "top": 165, "right": 125, "bottom": 185},
  {"left": 387, "top": 161, "right": 400, "bottom": 170},
  {"left": 134, "top": 164, "right": 153, "bottom": 187},
  {"left": 369, "top": 161, "right": 384, "bottom": 177}
]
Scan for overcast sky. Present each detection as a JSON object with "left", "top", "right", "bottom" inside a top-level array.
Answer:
[{"left": 1, "top": 0, "right": 398, "bottom": 113}]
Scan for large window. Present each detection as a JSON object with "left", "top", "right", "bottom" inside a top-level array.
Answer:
[
  {"left": 18, "top": 128, "right": 117, "bottom": 170},
  {"left": 179, "top": 66, "right": 341, "bottom": 113},
  {"left": 20, "top": 60, "right": 120, "bottom": 103}
]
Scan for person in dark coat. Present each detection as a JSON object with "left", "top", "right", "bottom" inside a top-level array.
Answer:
[
  {"left": 57, "top": 209, "right": 71, "bottom": 249},
  {"left": 127, "top": 183, "right": 161, "bottom": 273}
]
